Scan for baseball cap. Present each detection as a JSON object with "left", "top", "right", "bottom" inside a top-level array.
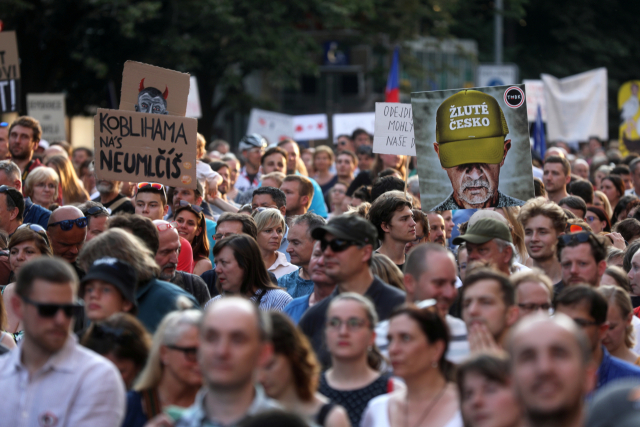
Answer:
[
  {"left": 435, "top": 90, "right": 509, "bottom": 168},
  {"left": 80, "top": 257, "right": 138, "bottom": 306},
  {"left": 311, "top": 214, "right": 377, "bottom": 248},
  {"left": 452, "top": 218, "right": 512, "bottom": 245},
  {"left": 586, "top": 379, "right": 640, "bottom": 427}
]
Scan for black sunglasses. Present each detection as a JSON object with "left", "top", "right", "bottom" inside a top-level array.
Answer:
[
  {"left": 86, "top": 206, "right": 109, "bottom": 216},
  {"left": 177, "top": 200, "right": 203, "bottom": 214},
  {"left": 22, "top": 295, "right": 83, "bottom": 318},
  {"left": 16, "top": 223, "right": 51, "bottom": 245},
  {"left": 166, "top": 344, "right": 198, "bottom": 362},
  {"left": 0, "top": 185, "right": 22, "bottom": 207},
  {"left": 558, "top": 232, "right": 604, "bottom": 248},
  {"left": 47, "top": 217, "right": 88, "bottom": 231},
  {"left": 320, "top": 238, "right": 360, "bottom": 253}
]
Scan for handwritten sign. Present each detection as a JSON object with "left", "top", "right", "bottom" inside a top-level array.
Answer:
[
  {"left": 373, "top": 102, "right": 415, "bottom": 156},
  {"left": 93, "top": 108, "right": 197, "bottom": 188},
  {"left": 27, "top": 94, "right": 66, "bottom": 141},
  {"left": 0, "top": 31, "right": 20, "bottom": 113}
]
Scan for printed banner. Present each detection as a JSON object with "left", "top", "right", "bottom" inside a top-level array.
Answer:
[
  {"left": 119, "top": 61, "right": 191, "bottom": 117},
  {"left": 332, "top": 112, "right": 375, "bottom": 141},
  {"left": 411, "top": 85, "right": 534, "bottom": 211},
  {"left": 0, "top": 31, "right": 20, "bottom": 113},
  {"left": 542, "top": 68, "right": 608, "bottom": 142},
  {"left": 618, "top": 80, "right": 640, "bottom": 155},
  {"left": 293, "top": 114, "right": 328, "bottom": 140},
  {"left": 93, "top": 108, "right": 197, "bottom": 188},
  {"left": 246, "top": 108, "right": 294, "bottom": 144},
  {"left": 27, "top": 94, "right": 66, "bottom": 142},
  {"left": 373, "top": 102, "right": 415, "bottom": 156}
]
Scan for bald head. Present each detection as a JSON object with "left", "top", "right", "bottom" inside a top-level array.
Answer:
[
  {"left": 49, "top": 205, "right": 84, "bottom": 224},
  {"left": 47, "top": 206, "right": 87, "bottom": 263}
]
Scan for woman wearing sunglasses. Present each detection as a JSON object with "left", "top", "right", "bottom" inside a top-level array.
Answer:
[
  {"left": 123, "top": 308, "right": 202, "bottom": 427},
  {"left": 206, "top": 234, "right": 292, "bottom": 311},
  {"left": 254, "top": 209, "right": 297, "bottom": 279},
  {"left": 174, "top": 202, "right": 212, "bottom": 276},
  {"left": 1, "top": 224, "right": 53, "bottom": 343}
]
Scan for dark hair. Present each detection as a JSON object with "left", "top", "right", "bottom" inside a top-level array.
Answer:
[
  {"left": 367, "top": 191, "right": 412, "bottom": 241},
  {"left": 9, "top": 227, "right": 53, "bottom": 258},
  {"left": 73, "top": 147, "right": 93, "bottom": 158},
  {"left": 378, "top": 168, "right": 400, "bottom": 178},
  {"left": 611, "top": 165, "right": 630, "bottom": 176},
  {"left": 352, "top": 185, "right": 371, "bottom": 203},
  {"left": 79, "top": 200, "right": 109, "bottom": 228},
  {"left": 412, "top": 209, "right": 429, "bottom": 238},
  {"left": 174, "top": 205, "right": 209, "bottom": 261},
  {"left": 9, "top": 116, "right": 42, "bottom": 143},
  {"left": 456, "top": 352, "right": 511, "bottom": 406},
  {"left": 337, "top": 150, "right": 358, "bottom": 165},
  {"left": 283, "top": 175, "right": 314, "bottom": 209},
  {"left": 81, "top": 313, "right": 151, "bottom": 375},
  {"left": 261, "top": 146, "right": 288, "bottom": 166},
  {"left": 569, "top": 180, "right": 594, "bottom": 204},
  {"left": 209, "top": 161, "right": 228, "bottom": 173},
  {"left": 604, "top": 175, "right": 626, "bottom": 201},
  {"left": 252, "top": 186, "right": 287, "bottom": 209},
  {"left": 356, "top": 145, "right": 375, "bottom": 158},
  {"left": 1, "top": 186, "right": 25, "bottom": 221},
  {"left": 370, "top": 176, "right": 405, "bottom": 201},
  {"left": 135, "top": 184, "right": 167, "bottom": 207},
  {"left": 603, "top": 266, "right": 631, "bottom": 293},
  {"left": 212, "top": 234, "right": 276, "bottom": 296},
  {"left": 623, "top": 240, "right": 640, "bottom": 273},
  {"left": 268, "top": 312, "right": 319, "bottom": 402},
  {"left": 15, "top": 257, "right": 78, "bottom": 298},
  {"left": 586, "top": 206, "right": 611, "bottom": 232},
  {"left": 237, "top": 410, "right": 308, "bottom": 427},
  {"left": 351, "top": 128, "right": 371, "bottom": 142},
  {"left": 290, "top": 212, "right": 326, "bottom": 236},
  {"left": 612, "top": 195, "right": 639, "bottom": 226},
  {"left": 555, "top": 284, "right": 608, "bottom": 325},
  {"left": 533, "top": 177, "right": 546, "bottom": 198},
  {"left": 545, "top": 155, "right": 571, "bottom": 176},
  {"left": 462, "top": 267, "right": 515, "bottom": 307},
  {"left": 108, "top": 213, "right": 160, "bottom": 254},
  {"left": 613, "top": 218, "right": 640, "bottom": 243},
  {"left": 216, "top": 212, "right": 258, "bottom": 240},
  {"left": 558, "top": 195, "right": 587, "bottom": 218},
  {"left": 557, "top": 231, "right": 607, "bottom": 264}
]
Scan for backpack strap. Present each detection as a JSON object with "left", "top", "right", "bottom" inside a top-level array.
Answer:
[
  {"left": 315, "top": 402, "right": 337, "bottom": 426},
  {"left": 140, "top": 388, "right": 163, "bottom": 419},
  {"left": 107, "top": 196, "right": 130, "bottom": 214}
]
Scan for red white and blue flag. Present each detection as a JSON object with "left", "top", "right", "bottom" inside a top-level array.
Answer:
[{"left": 385, "top": 47, "right": 400, "bottom": 103}]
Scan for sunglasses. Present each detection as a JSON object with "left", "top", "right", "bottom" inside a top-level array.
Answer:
[
  {"left": 0, "top": 185, "right": 22, "bottom": 207},
  {"left": 137, "top": 182, "right": 164, "bottom": 190},
  {"left": 86, "top": 206, "right": 109, "bottom": 216},
  {"left": 22, "top": 295, "right": 83, "bottom": 318},
  {"left": 166, "top": 344, "right": 198, "bottom": 362},
  {"left": 177, "top": 200, "right": 202, "bottom": 213},
  {"left": 320, "top": 238, "right": 360, "bottom": 253},
  {"left": 16, "top": 223, "right": 51, "bottom": 245},
  {"left": 558, "top": 231, "right": 601, "bottom": 247},
  {"left": 47, "top": 217, "right": 88, "bottom": 231},
  {"left": 156, "top": 222, "right": 178, "bottom": 232}
]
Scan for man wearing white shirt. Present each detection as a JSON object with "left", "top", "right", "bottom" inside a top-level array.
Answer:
[{"left": 0, "top": 257, "right": 125, "bottom": 426}]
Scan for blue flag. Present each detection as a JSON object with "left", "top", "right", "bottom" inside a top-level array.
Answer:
[{"left": 533, "top": 104, "right": 546, "bottom": 158}]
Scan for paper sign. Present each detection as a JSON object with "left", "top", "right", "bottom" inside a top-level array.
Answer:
[
  {"left": 27, "top": 94, "right": 66, "bottom": 141},
  {"left": 412, "top": 85, "right": 534, "bottom": 211},
  {"left": 93, "top": 108, "right": 197, "bottom": 188},
  {"left": 523, "top": 80, "right": 547, "bottom": 122},
  {"left": 293, "top": 114, "right": 328, "bottom": 140},
  {"left": 332, "top": 112, "right": 375, "bottom": 141},
  {"left": 247, "top": 108, "right": 294, "bottom": 144},
  {"left": 373, "top": 103, "right": 416, "bottom": 156},
  {"left": 0, "top": 31, "right": 20, "bottom": 113},
  {"left": 119, "top": 61, "right": 190, "bottom": 117},
  {"left": 186, "top": 76, "right": 202, "bottom": 119},
  {"left": 618, "top": 80, "right": 640, "bottom": 155}
]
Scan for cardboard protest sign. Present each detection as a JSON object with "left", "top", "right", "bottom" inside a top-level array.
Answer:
[
  {"left": 119, "top": 61, "right": 190, "bottom": 117},
  {"left": 618, "top": 81, "right": 640, "bottom": 155},
  {"left": 0, "top": 31, "right": 20, "bottom": 113},
  {"left": 93, "top": 108, "right": 197, "bottom": 189},
  {"left": 27, "top": 94, "right": 66, "bottom": 141},
  {"left": 247, "top": 108, "right": 294, "bottom": 144},
  {"left": 373, "top": 103, "right": 415, "bottom": 156},
  {"left": 186, "top": 76, "right": 202, "bottom": 119},
  {"left": 293, "top": 114, "right": 328, "bottom": 140},
  {"left": 411, "top": 85, "right": 534, "bottom": 211},
  {"left": 332, "top": 112, "right": 375, "bottom": 141}
]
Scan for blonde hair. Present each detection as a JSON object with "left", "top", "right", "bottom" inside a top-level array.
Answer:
[
  {"left": 371, "top": 253, "right": 405, "bottom": 290},
  {"left": 594, "top": 190, "right": 613, "bottom": 219},
  {"left": 24, "top": 166, "right": 59, "bottom": 201},
  {"left": 510, "top": 268, "right": 553, "bottom": 301},
  {"left": 598, "top": 285, "right": 636, "bottom": 349},
  {"left": 498, "top": 207, "right": 527, "bottom": 262},
  {"left": 134, "top": 308, "right": 202, "bottom": 391},
  {"left": 254, "top": 208, "right": 286, "bottom": 235},
  {"left": 312, "top": 145, "right": 335, "bottom": 170},
  {"left": 46, "top": 155, "right": 89, "bottom": 204},
  {"left": 261, "top": 171, "right": 286, "bottom": 188}
]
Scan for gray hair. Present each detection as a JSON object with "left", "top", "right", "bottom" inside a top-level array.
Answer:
[
  {"left": 0, "top": 160, "right": 21, "bottom": 181},
  {"left": 290, "top": 212, "right": 326, "bottom": 237},
  {"left": 407, "top": 175, "right": 420, "bottom": 197},
  {"left": 494, "top": 237, "right": 516, "bottom": 269}
]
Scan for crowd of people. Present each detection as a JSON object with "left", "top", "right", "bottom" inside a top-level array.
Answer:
[{"left": 0, "top": 117, "right": 639, "bottom": 427}]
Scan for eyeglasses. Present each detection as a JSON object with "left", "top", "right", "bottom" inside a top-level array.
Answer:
[
  {"left": 572, "top": 318, "right": 600, "bottom": 328},
  {"left": 16, "top": 223, "right": 51, "bottom": 245},
  {"left": 21, "top": 295, "right": 83, "bottom": 318},
  {"left": 166, "top": 344, "right": 198, "bottom": 362},
  {"left": 156, "top": 222, "right": 178, "bottom": 232},
  {"left": 214, "top": 232, "right": 237, "bottom": 240},
  {"left": 518, "top": 303, "right": 552, "bottom": 312},
  {"left": 86, "top": 206, "right": 109, "bottom": 216},
  {"left": 558, "top": 231, "right": 605, "bottom": 249},
  {"left": 326, "top": 317, "right": 368, "bottom": 331},
  {"left": 177, "top": 200, "right": 202, "bottom": 213},
  {"left": 47, "top": 217, "right": 88, "bottom": 231},
  {"left": 320, "top": 238, "right": 359, "bottom": 253}
]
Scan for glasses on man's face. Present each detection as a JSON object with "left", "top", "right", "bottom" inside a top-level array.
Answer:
[
  {"left": 22, "top": 295, "right": 83, "bottom": 318},
  {"left": 558, "top": 231, "right": 603, "bottom": 248},
  {"left": 166, "top": 344, "right": 198, "bottom": 362},
  {"left": 326, "top": 317, "right": 368, "bottom": 331},
  {"left": 518, "top": 303, "right": 552, "bottom": 313},
  {"left": 214, "top": 232, "right": 238, "bottom": 240},
  {"left": 47, "top": 217, "right": 88, "bottom": 231},
  {"left": 320, "top": 238, "right": 358, "bottom": 253}
]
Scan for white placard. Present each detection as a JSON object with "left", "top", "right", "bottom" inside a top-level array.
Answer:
[
  {"left": 373, "top": 102, "right": 416, "bottom": 156},
  {"left": 523, "top": 79, "right": 547, "bottom": 122},
  {"left": 293, "top": 114, "right": 328, "bottom": 140},
  {"left": 26, "top": 93, "right": 66, "bottom": 141},
  {"left": 186, "top": 76, "right": 202, "bottom": 119},
  {"left": 247, "top": 108, "right": 294, "bottom": 144},
  {"left": 332, "top": 112, "right": 375, "bottom": 141}
]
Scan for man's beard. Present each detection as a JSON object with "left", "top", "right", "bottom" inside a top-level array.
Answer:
[
  {"left": 159, "top": 263, "right": 177, "bottom": 281},
  {"left": 9, "top": 146, "right": 29, "bottom": 160},
  {"left": 96, "top": 181, "right": 115, "bottom": 194},
  {"left": 457, "top": 178, "right": 494, "bottom": 205}
]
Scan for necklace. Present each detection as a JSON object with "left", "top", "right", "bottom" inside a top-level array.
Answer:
[{"left": 404, "top": 383, "right": 448, "bottom": 427}]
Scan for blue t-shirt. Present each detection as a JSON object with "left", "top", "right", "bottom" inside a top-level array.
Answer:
[{"left": 277, "top": 269, "right": 314, "bottom": 298}]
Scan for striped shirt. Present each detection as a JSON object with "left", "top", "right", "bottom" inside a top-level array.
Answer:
[{"left": 205, "top": 288, "right": 292, "bottom": 311}]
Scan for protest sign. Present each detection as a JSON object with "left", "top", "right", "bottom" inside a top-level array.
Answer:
[
  {"left": 27, "top": 94, "right": 66, "bottom": 141},
  {"left": 412, "top": 85, "right": 534, "bottom": 211},
  {"left": 186, "top": 76, "right": 202, "bottom": 119},
  {"left": 119, "top": 61, "right": 190, "bottom": 117},
  {"left": 373, "top": 102, "right": 416, "bottom": 156},
  {"left": 542, "top": 68, "right": 607, "bottom": 142},
  {"left": 0, "top": 31, "right": 20, "bottom": 113},
  {"left": 293, "top": 114, "right": 328, "bottom": 140},
  {"left": 523, "top": 79, "right": 547, "bottom": 123},
  {"left": 618, "top": 81, "right": 640, "bottom": 155},
  {"left": 332, "top": 112, "right": 375, "bottom": 141},
  {"left": 247, "top": 108, "right": 294, "bottom": 144},
  {"left": 93, "top": 108, "right": 197, "bottom": 189}
]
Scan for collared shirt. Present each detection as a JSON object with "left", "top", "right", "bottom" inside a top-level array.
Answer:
[
  {"left": 175, "top": 385, "right": 280, "bottom": 427},
  {"left": 277, "top": 268, "right": 314, "bottom": 298},
  {"left": 433, "top": 191, "right": 524, "bottom": 211},
  {"left": 0, "top": 334, "right": 126, "bottom": 427},
  {"left": 267, "top": 250, "right": 298, "bottom": 279},
  {"left": 283, "top": 294, "right": 311, "bottom": 324},
  {"left": 596, "top": 346, "right": 640, "bottom": 390}
]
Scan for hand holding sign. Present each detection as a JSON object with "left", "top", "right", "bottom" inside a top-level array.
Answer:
[{"left": 373, "top": 103, "right": 416, "bottom": 156}]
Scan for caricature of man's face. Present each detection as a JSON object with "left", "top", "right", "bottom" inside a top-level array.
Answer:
[{"left": 135, "top": 89, "right": 168, "bottom": 115}]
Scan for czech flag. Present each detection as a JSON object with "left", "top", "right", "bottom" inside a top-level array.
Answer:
[
  {"left": 385, "top": 47, "right": 400, "bottom": 103},
  {"left": 533, "top": 104, "right": 546, "bottom": 158}
]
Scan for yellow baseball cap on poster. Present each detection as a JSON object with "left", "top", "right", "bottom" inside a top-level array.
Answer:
[{"left": 435, "top": 90, "right": 509, "bottom": 168}]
